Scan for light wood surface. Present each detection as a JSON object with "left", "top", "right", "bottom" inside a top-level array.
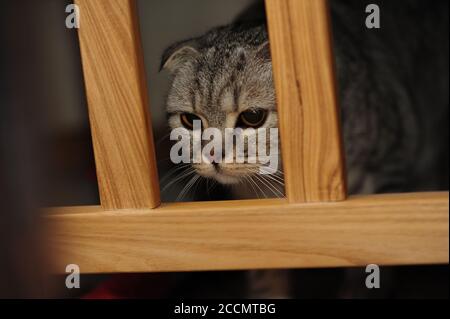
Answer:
[
  {"left": 46, "top": 192, "right": 449, "bottom": 273},
  {"left": 266, "top": 0, "right": 347, "bottom": 203},
  {"left": 75, "top": 0, "right": 160, "bottom": 209}
]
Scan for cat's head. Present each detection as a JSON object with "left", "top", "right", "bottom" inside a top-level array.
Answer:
[{"left": 161, "top": 25, "right": 279, "bottom": 185}]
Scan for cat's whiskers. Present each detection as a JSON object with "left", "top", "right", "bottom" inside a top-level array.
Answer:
[
  {"left": 236, "top": 166, "right": 285, "bottom": 198},
  {"left": 177, "top": 174, "right": 201, "bottom": 201},
  {"left": 248, "top": 174, "right": 268, "bottom": 198},
  {"left": 161, "top": 163, "right": 192, "bottom": 184},
  {"left": 262, "top": 174, "right": 285, "bottom": 190},
  {"left": 243, "top": 175, "right": 259, "bottom": 197},
  {"left": 161, "top": 166, "right": 196, "bottom": 194},
  {"left": 257, "top": 170, "right": 285, "bottom": 186},
  {"left": 262, "top": 175, "right": 285, "bottom": 197},
  {"left": 253, "top": 172, "right": 284, "bottom": 198}
]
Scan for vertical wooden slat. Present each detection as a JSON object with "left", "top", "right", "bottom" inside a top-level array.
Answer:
[
  {"left": 75, "top": 0, "right": 160, "bottom": 209},
  {"left": 266, "top": 0, "right": 347, "bottom": 203}
]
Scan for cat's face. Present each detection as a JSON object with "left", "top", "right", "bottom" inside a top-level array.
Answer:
[{"left": 162, "top": 35, "right": 279, "bottom": 185}]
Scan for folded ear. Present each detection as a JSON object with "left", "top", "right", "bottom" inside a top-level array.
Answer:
[
  {"left": 255, "top": 41, "right": 271, "bottom": 62},
  {"left": 160, "top": 39, "right": 199, "bottom": 72}
]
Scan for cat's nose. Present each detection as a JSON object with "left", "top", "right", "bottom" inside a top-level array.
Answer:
[{"left": 202, "top": 152, "right": 221, "bottom": 164}]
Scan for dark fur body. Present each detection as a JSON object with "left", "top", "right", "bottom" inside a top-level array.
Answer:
[{"left": 331, "top": 0, "right": 448, "bottom": 194}]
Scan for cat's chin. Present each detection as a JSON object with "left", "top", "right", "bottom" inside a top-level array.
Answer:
[
  {"left": 195, "top": 168, "right": 241, "bottom": 185},
  {"left": 212, "top": 173, "right": 241, "bottom": 185}
]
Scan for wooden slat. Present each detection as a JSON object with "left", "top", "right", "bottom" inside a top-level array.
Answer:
[
  {"left": 46, "top": 192, "right": 449, "bottom": 273},
  {"left": 75, "top": 0, "right": 160, "bottom": 209},
  {"left": 266, "top": 0, "right": 347, "bottom": 203}
]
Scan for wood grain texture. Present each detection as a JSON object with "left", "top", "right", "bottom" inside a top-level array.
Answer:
[
  {"left": 75, "top": 0, "right": 160, "bottom": 209},
  {"left": 46, "top": 192, "right": 449, "bottom": 273},
  {"left": 266, "top": 0, "right": 347, "bottom": 203}
]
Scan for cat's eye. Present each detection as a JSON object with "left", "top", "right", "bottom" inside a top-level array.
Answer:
[
  {"left": 180, "top": 113, "right": 202, "bottom": 130},
  {"left": 236, "top": 109, "right": 268, "bottom": 128}
]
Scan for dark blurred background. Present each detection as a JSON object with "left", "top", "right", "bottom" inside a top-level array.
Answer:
[{"left": 0, "top": 0, "right": 448, "bottom": 298}]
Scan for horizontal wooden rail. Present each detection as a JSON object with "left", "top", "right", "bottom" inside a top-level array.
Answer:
[{"left": 45, "top": 192, "right": 449, "bottom": 273}]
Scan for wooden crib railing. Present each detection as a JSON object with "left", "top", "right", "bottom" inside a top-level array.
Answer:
[{"left": 46, "top": 0, "right": 449, "bottom": 273}]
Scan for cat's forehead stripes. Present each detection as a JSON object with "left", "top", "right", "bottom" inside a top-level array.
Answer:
[
  {"left": 166, "top": 24, "right": 275, "bottom": 124},
  {"left": 191, "top": 51, "right": 240, "bottom": 113}
]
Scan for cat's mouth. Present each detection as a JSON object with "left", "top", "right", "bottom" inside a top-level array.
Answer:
[{"left": 193, "top": 163, "right": 253, "bottom": 185}]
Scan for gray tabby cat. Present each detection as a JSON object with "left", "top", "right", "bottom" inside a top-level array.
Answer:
[
  {"left": 162, "top": 23, "right": 283, "bottom": 199},
  {"left": 160, "top": 0, "right": 448, "bottom": 298}
]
